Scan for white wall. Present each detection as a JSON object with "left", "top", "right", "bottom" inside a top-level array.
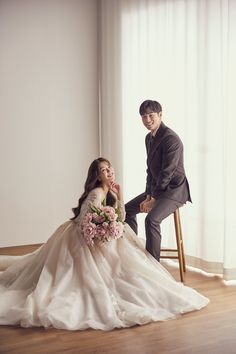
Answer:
[{"left": 0, "top": 0, "right": 99, "bottom": 247}]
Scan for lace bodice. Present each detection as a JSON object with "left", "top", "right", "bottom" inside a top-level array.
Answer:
[{"left": 74, "top": 187, "right": 126, "bottom": 226}]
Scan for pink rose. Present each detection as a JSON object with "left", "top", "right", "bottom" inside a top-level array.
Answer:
[
  {"left": 109, "top": 221, "right": 124, "bottom": 238},
  {"left": 101, "top": 206, "right": 118, "bottom": 222},
  {"left": 92, "top": 213, "right": 105, "bottom": 223},
  {"left": 83, "top": 222, "right": 96, "bottom": 237},
  {"left": 96, "top": 224, "right": 107, "bottom": 236}
]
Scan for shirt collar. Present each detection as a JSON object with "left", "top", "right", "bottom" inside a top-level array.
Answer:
[{"left": 151, "top": 126, "right": 159, "bottom": 137}]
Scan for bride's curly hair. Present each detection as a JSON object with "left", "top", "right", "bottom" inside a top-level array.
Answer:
[{"left": 70, "top": 157, "right": 116, "bottom": 220}]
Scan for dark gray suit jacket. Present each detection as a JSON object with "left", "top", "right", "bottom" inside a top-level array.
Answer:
[{"left": 145, "top": 122, "right": 192, "bottom": 204}]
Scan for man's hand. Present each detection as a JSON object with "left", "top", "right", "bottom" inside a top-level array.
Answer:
[
  {"left": 140, "top": 196, "right": 150, "bottom": 212},
  {"left": 140, "top": 197, "right": 156, "bottom": 213}
]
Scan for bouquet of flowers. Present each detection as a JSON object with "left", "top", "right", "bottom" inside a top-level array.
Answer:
[{"left": 81, "top": 205, "right": 124, "bottom": 246}]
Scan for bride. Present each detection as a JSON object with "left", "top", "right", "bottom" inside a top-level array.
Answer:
[{"left": 0, "top": 157, "right": 209, "bottom": 331}]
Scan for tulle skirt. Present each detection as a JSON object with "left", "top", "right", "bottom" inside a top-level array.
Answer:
[{"left": 0, "top": 221, "right": 209, "bottom": 330}]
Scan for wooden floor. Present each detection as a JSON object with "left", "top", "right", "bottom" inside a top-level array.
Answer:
[{"left": 0, "top": 245, "right": 236, "bottom": 354}]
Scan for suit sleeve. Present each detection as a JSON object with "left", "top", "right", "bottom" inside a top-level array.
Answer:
[
  {"left": 145, "top": 170, "right": 151, "bottom": 195},
  {"left": 145, "top": 135, "right": 152, "bottom": 195},
  {"left": 153, "top": 135, "right": 183, "bottom": 198}
]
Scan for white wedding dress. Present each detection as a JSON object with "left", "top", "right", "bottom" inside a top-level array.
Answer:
[{"left": 0, "top": 188, "right": 209, "bottom": 331}]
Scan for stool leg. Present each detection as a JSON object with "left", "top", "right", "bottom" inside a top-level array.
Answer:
[
  {"left": 178, "top": 212, "right": 186, "bottom": 272},
  {"left": 174, "top": 209, "right": 185, "bottom": 282}
]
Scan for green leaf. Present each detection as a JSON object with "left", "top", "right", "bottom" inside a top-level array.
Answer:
[{"left": 90, "top": 205, "right": 100, "bottom": 214}]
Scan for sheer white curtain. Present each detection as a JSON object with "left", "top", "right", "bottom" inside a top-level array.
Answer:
[
  {"left": 99, "top": 0, "right": 236, "bottom": 281},
  {"left": 98, "top": 0, "right": 123, "bottom": 183}
]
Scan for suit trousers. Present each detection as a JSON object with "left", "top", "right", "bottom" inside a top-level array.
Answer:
[{"left": 125, "top": 193, "right": 182, "bottom": 262}]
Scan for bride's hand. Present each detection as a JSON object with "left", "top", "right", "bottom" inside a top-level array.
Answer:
[{"left": 110, "top": 182, "right": 122, "bottom": 199}]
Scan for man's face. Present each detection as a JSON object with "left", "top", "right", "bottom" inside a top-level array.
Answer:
[{"left": 141, "top": 110, "right": 162, "bottom": 132}]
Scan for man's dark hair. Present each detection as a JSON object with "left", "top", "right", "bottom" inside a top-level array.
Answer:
[{"left": 139, "top": 100, "right": 162, "bottom": 115}]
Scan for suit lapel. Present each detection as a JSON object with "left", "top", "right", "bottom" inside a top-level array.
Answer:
[
  {"left": 147, "top": 133, "right": 153, "bottom": 154},
  {"left": 147, "top": 122, "right": 166, "bottom": 164}
]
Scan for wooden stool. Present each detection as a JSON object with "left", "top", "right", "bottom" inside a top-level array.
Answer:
[{"left": 160, "top": 208, "right": 186, "bottom": 282}]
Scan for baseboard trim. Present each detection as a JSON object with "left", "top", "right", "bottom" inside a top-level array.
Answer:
[{"left": 0, "top": 243, "right": 43, "bottom": 256}]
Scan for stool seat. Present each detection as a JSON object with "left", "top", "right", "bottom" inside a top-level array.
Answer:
[{"left": 160, "top": 208, "right": 186, "bottom": 282}]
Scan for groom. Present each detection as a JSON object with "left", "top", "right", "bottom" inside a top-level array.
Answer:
[{"left": 125, "top": 99, "right": 192, "bottom": 262}]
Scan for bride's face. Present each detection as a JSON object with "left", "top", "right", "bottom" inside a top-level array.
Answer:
[{"left": 98, "top": 161, "right": 115, "bottom": 186}]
